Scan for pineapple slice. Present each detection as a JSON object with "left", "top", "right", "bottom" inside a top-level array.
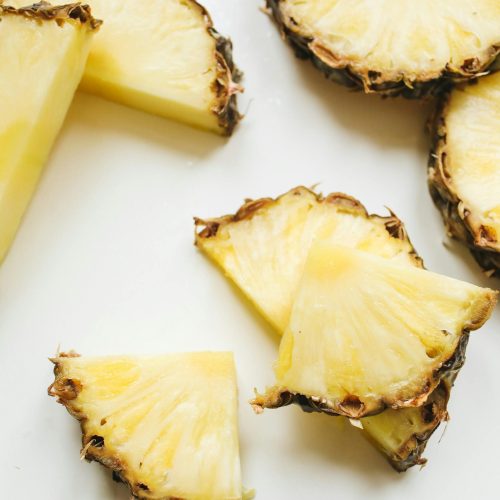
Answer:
[
  {"left": 252, "top": 243, "right": 496, "bottom": 418},
  {"left": 196, "top": 187, "right": 421, "bottom": 333},
  {"left": 0, "top": 2, "right": 99, "bottom": 263},
  {"left": 49, "top": 351, "right": 243, "bottom": 500},
  {"left": 195, "top": 186, "right": 488, "bottom": 469},
  {"left": 429, "top": 71, "right": 500, "bottom": 276},
  {"left": 266, "top": 0, "right": 500, "bottom": 97},
  {"left": 79, "top": 0, "right": 242, "bottom": 134}
]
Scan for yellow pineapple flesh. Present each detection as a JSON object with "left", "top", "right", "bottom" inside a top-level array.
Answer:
[
  {"left": 49, "top": 352, "right": 243, "bottom": 500},
  {"left": 195, "top": 187, "right": 494, "bottom": 469},
  {"left": 0, "top": 2, "right": 99, "bottom": 263},
  {"left": 79, "top": 0, "right": 241, "bottom": 134},
  {"left": 253, "top": 243, "right": 496, "bottom": 418}
]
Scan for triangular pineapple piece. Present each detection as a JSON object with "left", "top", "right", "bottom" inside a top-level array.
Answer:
[
  {"left": 196, "top": 186, "right": 453, "bottom": 470},
  {"left": 429, "top": 71, "right": 500, "bottom": 275},
  {"left": 252, "top": 243, "right": 496, "bottom": 418},
  {"left": 196, "top": 186, "right": 421, "bottom": 332},
  {"left": 49, "top": 352, "right": 243, "bottom": 500},
  {"left": 0, "top": 2, "right": 99, "bottom": 263},
  {"left": 266, "top": 0, "right": 500, "bottom": 97},
  {"left": 79, "top": 0, "right": 242, "bottom": 134}
]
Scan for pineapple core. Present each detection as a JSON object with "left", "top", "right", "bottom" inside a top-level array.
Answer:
[
  {"left": 258, "top": 243, "right": 496, "bottom": 417},
  {"left": 50, "top": 352, "right": 243, "bottom": 500},
  {"left": 442, "top": 71, "right": 500, "bottom": 248},
  {"left": 80, "top": 0, "right": 238, "bottom": 134},
  {"left": 280, "top": 0, "right": 500, "bottom": 79},
  {"left": 0, "top": 5, "right": 97, "bottom": 263}
]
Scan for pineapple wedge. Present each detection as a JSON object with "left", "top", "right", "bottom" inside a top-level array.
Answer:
[
  {"left": 195, "top": 187, "right": 490, "bottom": 470},
  {"left": 80, "top": 0, "right": 242, "bottom": 134},
  {"left": 0, "top": 2, "right": 99, "bottom": 263},
  {"left": 266, "top": 0, "right": 500, "bottom": 97},
  {"left": 251, "top": 244, "right": 496, "bottom": 418},
  {"left": 429, "top": 71, "right": 500, "bottom": 276},
  {"left": 49, "top": 351, "right": 243, "bottom": 500},
  {"left": 196, "top": 187, "right": 422, "bottom": 333}
]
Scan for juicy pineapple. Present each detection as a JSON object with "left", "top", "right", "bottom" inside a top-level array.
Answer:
[
  {"left": 266, "top": 0, "right": 500, "bottom": 97},
  {"left": 251, "top": 243, "right": 496, "bottom": 418},
  {"left": 49, "top": 351, "right": 243, "bottom": 500},
  {"left": 196, "top": 187, "right": 421, "bottom": 333},
  {"left": 195, "top": 186, "right": 493, "bottom": 469},
  {"left": 429, "top": 71, "right": 500, "bottom": 276},
  {"left": 79, "top": 0, "right": 241, "bottom": 134},
  {"left": 0, "top": 2, "right": 99, "bottom": 263}
]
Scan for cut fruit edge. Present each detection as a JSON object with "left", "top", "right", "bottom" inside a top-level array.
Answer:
[
  {"left": 428, "top": 80, "right": 500, "bottom": 276},
  {"left": 265, "top": 0, "right": 500, "bottom": 98}
]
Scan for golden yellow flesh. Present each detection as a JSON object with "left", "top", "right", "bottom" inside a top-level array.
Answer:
[
  {"left": 0, "top": 12, "right": 94, "bottom": 263},
  {"left": 445, "top": 71, "right": 500, "bottom": 248},
  {"left": 199, "top": 189, "right": 417, "bottom": 332},
  {"left": 283, "top": 0, "right": 500, "bottom": 78},
  {"left": 273, "top": 243, "right": 494, "bottom": 412},
  {"left": 79, "top": 0, "right": 224, "bottom": 133},
  {"left": 55, "top": 353, "right": 242, "bottom": 500}
]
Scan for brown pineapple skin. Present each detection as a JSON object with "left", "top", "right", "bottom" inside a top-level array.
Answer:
[
  {"left": 195, "top": 186, "right": 480, "bottom": 470},
  {"left": 189, "top": 0, "right": 243, "bottom": 135},
  {"left": 428, "top": 89, "right": 500, "bottom": 277},
  {"left": 48, "top": 352, "right": 181, "bottom": 500},
  {"left": 265, "top": 0, "right": 500, "bottom": 98}
]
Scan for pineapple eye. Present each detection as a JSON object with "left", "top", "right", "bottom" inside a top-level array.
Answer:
[{"left": 90, "top": 435, "right": 104, "bottom": 448}]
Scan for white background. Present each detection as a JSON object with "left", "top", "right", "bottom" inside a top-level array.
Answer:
[{"left": 1, "top": 1, "right": 498, "bottom": 499}]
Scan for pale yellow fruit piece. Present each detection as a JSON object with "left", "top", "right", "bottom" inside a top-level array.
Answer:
[
  {"left": 0, "top": 5, "right": 97, "bottom": 263},
  {"left": 444, "top": 71, "right": 500, "bottom": 248},
  {"left": 80, "top": 0, "right": 239, "bottom": 134},
  {"left": 266, "top": 243, "right": 496, "bottom": 416},
  {"left": 50, "top": 352, "right": 243, "bottom": 500}
]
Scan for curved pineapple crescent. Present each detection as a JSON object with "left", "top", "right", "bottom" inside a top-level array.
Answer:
[
  {"left": 266, "top": 0, "right": 500, "bottom": 98},
  {"left": 429, "top": 71, "right": 500, "bottom": 276}
]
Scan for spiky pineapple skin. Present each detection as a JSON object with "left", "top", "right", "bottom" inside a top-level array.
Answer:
[
  {"left": 265, "top": 0, "right": 500, "bottom": 98},
  {"left": 0, "top": 1, "right": 101, "bottom": 28},
  {"left": 195, "top": 186, "right": 452, "bottom": 471},
  {"left": 428, "top": 88, "right": 500, "bottom": 276},
  {"left": 183, "top": 0, "right": 242, "bottom": 135},
  {"left": 195, "top": 186, "right": 423, "bottom": 268}
]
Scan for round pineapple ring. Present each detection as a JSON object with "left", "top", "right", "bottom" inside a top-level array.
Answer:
[
  {"left": 267, "top": 0, "right": 500, "bottom": 97},
  {"left": 251, "top": 244, "right": 497, "bottom": 419},
  {"left": 429, "top": 71, "right": 500, "bottom": 276}
]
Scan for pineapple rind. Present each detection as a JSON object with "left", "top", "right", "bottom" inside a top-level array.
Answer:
[
  {"left": 196, "top": 186, "right": 447, "bottom": 470},
  {"left": 252, "top": 245, "right": 497, "bottom": 418},
  {"left": 429, "top": 71, "right": 500, "bottom": 276},
  {"left": 0, "top": 2, "right": 99, "bottom": 263},
  {"left": 49, "top": 352, "right": 243, "bottom": 500},
  {"left": 266, "top": 0, "right": 500, "bottom": 98}
]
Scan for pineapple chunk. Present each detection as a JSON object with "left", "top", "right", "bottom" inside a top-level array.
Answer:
[
  {"left": 429, "top": 71, "right": 500, "bottom": 275},
  {"left": 195, "top": 186, "right": 451, "bottom": 470},
  {"left": 49, "top": 352, "right": 243, "bottom": 500},
  {"left": 79, "top": 0, "right": 241, "bottom": 134},
  {"left": 0, "top": 3, "right": 99, "bottom": 263},
  {"left": 266, "top": 0, "right": 500, "bottom": 97},
  {"left": 196, "top": 187, "right": 421, "bottom": 333},
  {"left": 252, "top": 243, "right": 496, "bottom": 418}
]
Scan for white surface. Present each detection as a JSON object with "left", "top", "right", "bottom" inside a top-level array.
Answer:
[{"left": 0, "top": 1, "right": 498, "bottom": 499}]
